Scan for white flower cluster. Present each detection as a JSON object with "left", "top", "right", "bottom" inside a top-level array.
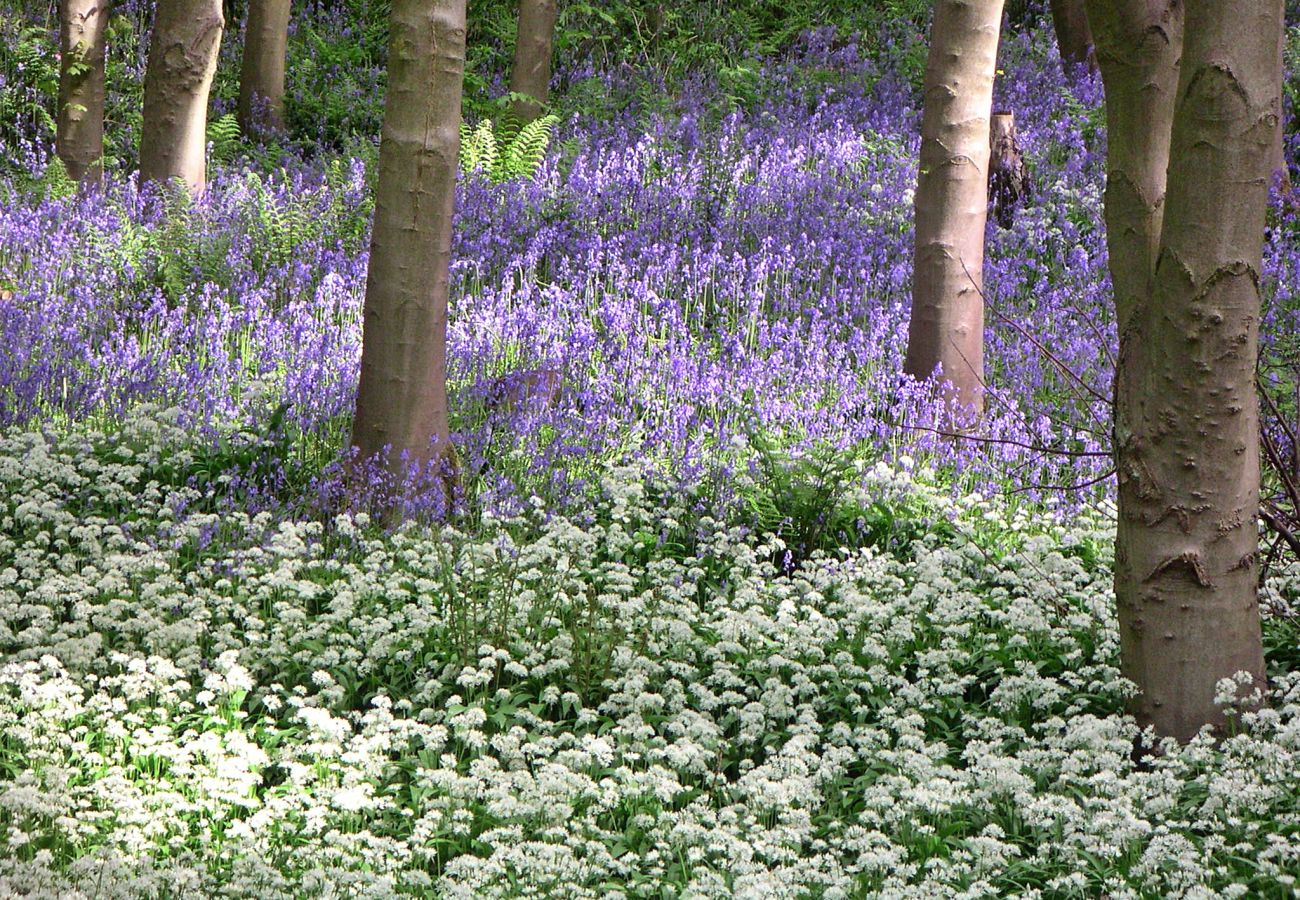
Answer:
[{"left": 0, "top": 412, "right": 1298, "bottom": 897}]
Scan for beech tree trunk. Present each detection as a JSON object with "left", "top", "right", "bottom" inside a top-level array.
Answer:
[
  {"left": 56, "top": 0, "right": 111, "bottom": 185},
  {"left": 1049, "top": 0, "right": 1098, "bottom": 78},
  {"left": 508, "top": 0, "right": 557, "bottom": 125},
  {"left": 1092, "top": 0, "right": 1281, "bottom": 741},
  {"left": 1087, "top": 0, "right": 1182, "bottom": 330},
  {"left": 139, "top": 0, "right": 224, "bottom": 195},
  {"left": 904, "top": 0, "right": 1005, "bottom": 415},
  {"left": 237, "top": 0, "right": 291, "bottom": 137},
  {"left": 1271, "top": 38, "right": 1291, "bottom": 192},
  {"left": 351, "top": 0, "right": 466, "bottom": 495}
]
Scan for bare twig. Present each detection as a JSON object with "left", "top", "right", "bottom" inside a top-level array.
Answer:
[
  {"left": 896, "top": 420, "right": 1111, "bottom": 458},
  {"left": 1008, "top": 468, "right": 1116, "bottom": 495},
  {"left": 1260, "top": 503, "right": 1300, "bottom": 560},
  {"left": 962, "top": 258, "right": 1112, "bottom": 407}
]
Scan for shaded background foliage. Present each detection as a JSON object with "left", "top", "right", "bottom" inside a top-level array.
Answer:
[{"left": 2, "top": 4, "right": 1300, "bottom": 894}]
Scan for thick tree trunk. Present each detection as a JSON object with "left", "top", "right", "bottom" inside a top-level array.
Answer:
[
  {"left": 508, "top": 0, "right": 557, "bottom": 125},
  {"left": 139, "top": 0, "right": 224, "bottom": 195},
  {"left": 1086, "top": 0, "right": 1182, "bottom": 330},
  {"left": 56, "top": 0, "right": 111, "bottom": 185},
  {"left": 237, "top": 0, "right": 291, "bottom": 137},
  {"left": 1270, "top": 38, "right": 1291, "bottom": 192},
  {"left": 1273, "top": 127, "right": 1291, "bottom": 195},
  {"left": 904, "top": 0, "right": 1005, "bottom": 415},
  {"left": 351, "top": 0, "right": 466, "bottom": 497},
  {"left": 1094, "top": 0, "right": 1281, "bottom": 741},
  {"left": 1049, "top": 0, "right": 1098, "bottom": 78}
]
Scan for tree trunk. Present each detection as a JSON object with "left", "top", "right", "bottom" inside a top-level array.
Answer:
[
  {"left": 237, "top": 0, "right": 291, "bottom": 137},
  {"left": 989, "top": 110, "right": 1030, "bottom": 228},
  {"left": 508, "top": 0, "right": 557, "bottom": 126},
  {"left": 1049, "top": 0, "right": 1098, "bottom": 78},
  {"left": 1086, "top": 0, "right": 1182, "bottom": 331},
  {"left": 904, "top": 0, "right": 1005, "bottom": 415},
  {"left": 1094, "top": 0, "right": 1281, "bottom": 742},
  {"left": 1270, "top": 37, "right": 1291, "bottom": 192},
  {"left": 56, "top": 0, "right": 111, "bottom": 185},
  {"left": 139, "top": 0, "right": 224, "bottom": 195},
  {"left": 351, "top": 0, "right": 466, "bottom": 500}
]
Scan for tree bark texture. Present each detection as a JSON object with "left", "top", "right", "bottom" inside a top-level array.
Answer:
[
  {"left": 1050, "top": 0, "right": 1099, "bottom": 78},
  {"left": 351, "top": 0, "right": 466, "bottom": 486},
  {"left": 989, "top": 110, "right": 1030, "bottom": 228},
  {"left": 905, "top": 0, "right": 1005, "bottom": 415},
  {"left": 1096, "top": 0, "right": 1282, "bottom": 741},
  {"left": 508, "top": 0, "right": 557, "bottom": 125},
  {"left": 237, "top": 0, "right": 291, "bottom": 137},
  {"left": 57, "top": 0, "right": 111, "bottom": 185},
  {"left": 1270, "top": 37, "right": 1291, "bottom": 192},
  {"left": 139, "top": 0, "right": 224, "bottom": 195},
  {"left": 1087, "top": 0, "right": 1182, "bottom": 331}
]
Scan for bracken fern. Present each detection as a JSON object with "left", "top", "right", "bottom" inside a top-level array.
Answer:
[{"left": 459, "top": 114, "right": 558, "bottom": 184}]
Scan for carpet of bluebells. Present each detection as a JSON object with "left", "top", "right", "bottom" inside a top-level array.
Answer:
[{"left": 3, "top": 2, "right": 1300, "bottom": 897}]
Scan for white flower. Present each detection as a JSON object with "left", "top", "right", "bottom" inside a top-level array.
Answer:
[{"left": 331, "top": 784, "right": 373, "bottom": 813}]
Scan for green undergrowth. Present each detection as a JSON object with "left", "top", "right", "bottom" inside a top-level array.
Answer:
[{"left": 1, "top": 412, "right": 1299, "bottom": 898}]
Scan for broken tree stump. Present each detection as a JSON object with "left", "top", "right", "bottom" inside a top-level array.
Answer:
[
  {"left": 485, "top": 367, "right": 564, "bottom": 415},
  {"left": 988, "top": 110, "right": 1031, "bottom": 229}
]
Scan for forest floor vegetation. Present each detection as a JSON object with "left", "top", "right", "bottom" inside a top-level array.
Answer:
[{"left": 2, "top": 3, "right": 1300, "bottom": 896}]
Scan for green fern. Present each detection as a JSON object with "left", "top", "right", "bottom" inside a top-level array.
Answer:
[
  {"left": 458, "top": 114, "right": 557, "bottom": 184},
  {"left": 31, "top": 156, "right": 77, "bottom": 202},
  {"left": 502, "top": 115, "right": 557, "bottom": 180},
  {"left": 459, "top": 119, "right": 500, "bottom": 178},
  {"left": 0, "top": 24, "right": 58, "bottom": 151},
  {"left": 206, "top": 113, "right": 243, "bottom": 166}
]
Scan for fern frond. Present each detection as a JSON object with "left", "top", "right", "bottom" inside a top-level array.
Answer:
[
  {"left": 499, "top": 114, "right": 557, "bottom": 182},
  {"left": 459, "top": 119, "right": 499, "bottom": 178},
  {"left": 206, "top": 113, "right": 242, "bottom": 165},
  {"left": 459, "top": 114, "right": 555, "bottom": 184}
]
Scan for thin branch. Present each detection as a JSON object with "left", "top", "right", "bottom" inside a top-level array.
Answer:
[
  {"left": 1259, "top": 531, "right": 1285, "bottom": 587},
  {"left": 1260, "top": 503, "right": 1300, "bottom": 560},
  {"left": 896, "top": 420, "right": 1111, "bottom": 457},
  {"left": 1008, "top": 468, "right": 1116, "bottom": 494},
  {"left": 1260, "top": 424, "right": 1300, "bottom": 511},
  {"left": 1062, "top": 295, "right": 1118, "bottom": 370},
  {"left": 961, "top": 258, "right": 1112, "bottom": 407},
  {"left": 1259, "top": 384, "right": 1298, "bottom": 447}
]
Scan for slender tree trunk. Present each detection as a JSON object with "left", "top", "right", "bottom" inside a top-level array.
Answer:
[
  {"left": 237, "top": 0, "right": 291, "bottom": 137},
  {"left": 904, "top": 0, "right": 1005, "bottom": 414},
  {"left": 351, "top": 0, "right": 466, "bottom": 499},
  {"left": 1049, "top": 0, "right": 1098, "bottom": 78},
  {"left": 139, "top": 0, "right": 224, "bottom": 195},
  {"left": 508, "top": 0, "right": 557, "bottom": 125},
  {"left": 56, "top": 0, "right": 111, "bottom": 185},
  {"left": 1093, "top": 0, "right": 1281, "bottom": 741}
]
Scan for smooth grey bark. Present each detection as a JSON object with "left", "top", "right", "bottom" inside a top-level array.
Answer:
[
  {"left": 56, "top": 0, "right": 111, "bottom": 184},
  {"left": 237, "top": 0, "right": 291, "bottom": 137},
  {"left": 1050, "top": 0, "right": 1098, "bottom": 78},
  {"left": 508, "top": 0, "right": 557, "bottom": 125},
  {"left": 351, "top": 0, "right": 467, "bottom": 499},
  {"left": 1270, "top": 38, "right": 1290, "bottom": 191},
  {"left": 904, "top": 0, "right": 1006, "bottom": 414},
  {"left": 139, "top": 0, "right": 224, "bottom": 194},
  {"left": 1087, "top": 0, "right": 1182, "bottom": 330},
  {"left": 1091, "top": 0, "right": 1282, "bottom": 741}
]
